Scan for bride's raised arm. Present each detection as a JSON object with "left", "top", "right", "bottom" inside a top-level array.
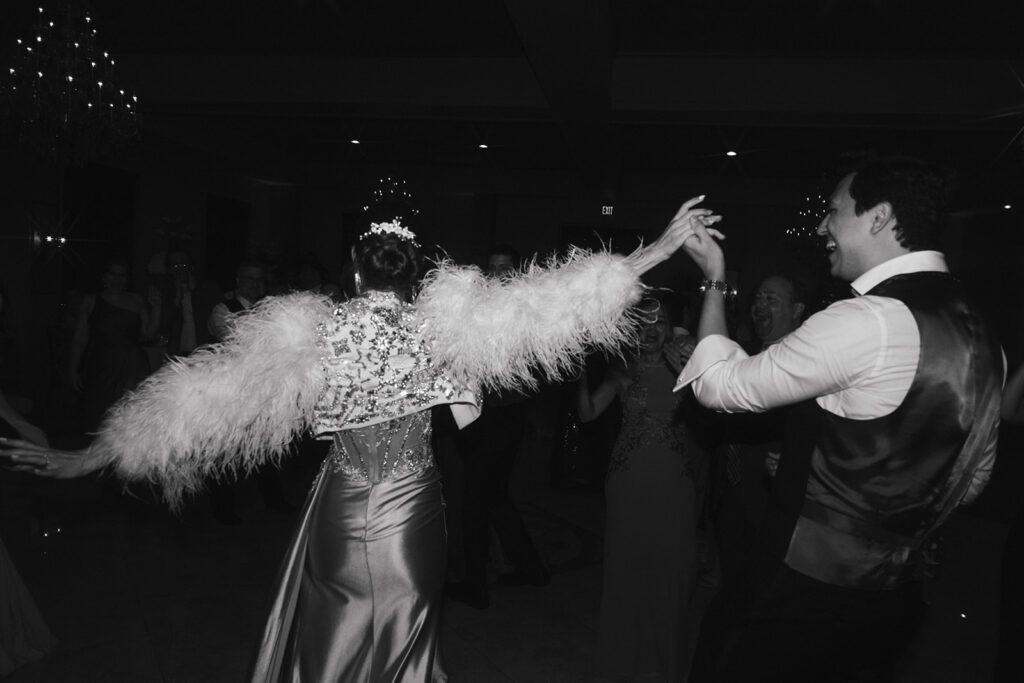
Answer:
[{"left": 416, "top": 195, "right": 718, "bottom": 392}]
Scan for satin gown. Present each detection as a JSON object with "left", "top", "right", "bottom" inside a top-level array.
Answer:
[
  {"left": 597, "top": 360, "right": 698, "bottom": 682},
  {"left": 251, "top": 410, "right": 447, "bottom": 683}
]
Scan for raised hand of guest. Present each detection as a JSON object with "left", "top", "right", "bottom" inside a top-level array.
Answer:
[
  {"left": 0, "top": 438, "right": 103, "bottom": 478},
  {"left": 625, "top": 195, "right": 722, "bottom": 275},
  {"left": 664, "top": 335, "right": 696, "bottom": 375}
]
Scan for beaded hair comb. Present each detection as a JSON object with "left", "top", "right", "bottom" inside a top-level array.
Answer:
[{"left": 359, "top": 219, "right": 420, "bottom": 247}]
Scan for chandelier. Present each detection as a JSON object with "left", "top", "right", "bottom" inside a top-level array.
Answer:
[{"left": 1, "top": 5, "right": 139, "bottom": 166}]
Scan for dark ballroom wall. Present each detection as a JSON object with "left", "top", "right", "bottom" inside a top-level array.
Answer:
[{"left": 0, "top": 148, "right": 63, "bottom": 413}]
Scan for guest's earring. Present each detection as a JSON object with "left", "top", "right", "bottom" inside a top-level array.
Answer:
[{"left": 353, "top": 270, "right": 362, "bottom": 294}]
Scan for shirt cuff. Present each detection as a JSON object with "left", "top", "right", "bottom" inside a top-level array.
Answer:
[{"left": 673, "top": 334, "right": 748, "bottom": 392}]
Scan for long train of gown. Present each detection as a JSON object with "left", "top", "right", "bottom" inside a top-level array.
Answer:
[
  {"left": 251, "top": 411, "right": 447, "bottom": 683},
  {"left": 597, "top": 361, "right": 697, "bottom": 682}
]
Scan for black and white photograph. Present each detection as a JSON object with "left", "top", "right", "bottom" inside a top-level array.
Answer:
[{"left": 1, "top": 2, "right": 1023, "bottom": 681}]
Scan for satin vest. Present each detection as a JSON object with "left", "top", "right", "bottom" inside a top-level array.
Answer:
[{"left": 784, "top": 272, "right": 1002, "bottom": 589}]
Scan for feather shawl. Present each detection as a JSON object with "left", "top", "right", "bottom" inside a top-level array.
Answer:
[
  {"left": 89, "top": 249, "right": 644, "bottom": 509},
  {"left": 91, "top": 292, "right": 334, "bottom": 508},
  {"left": 416, "top": 248, "right": 645, "bottom": 392}
]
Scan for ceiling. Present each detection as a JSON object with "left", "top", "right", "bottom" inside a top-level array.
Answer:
[{"left": 4, "top": 0, "right": 1024, "bottom": 205}]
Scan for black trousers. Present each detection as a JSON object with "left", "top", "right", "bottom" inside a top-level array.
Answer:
[
  {"left": 994, "top": 500, "right": 1024, "bottom": 682},
  {"left": 691, "top": 564, "right": 926, "bottom": 683},
  {"left": 456, "top": 403, "right": 544, "bottom": 590}
]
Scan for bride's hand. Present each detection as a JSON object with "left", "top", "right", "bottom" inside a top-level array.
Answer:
[
  {"left": 0, "top": 438, "right": 103, "bottom": 479},
  {"left": 627, "top": 196, "right": 723, "bottom": 275},
  {"left": 679, "top": 207, "right": 728, "bottom": 280}
]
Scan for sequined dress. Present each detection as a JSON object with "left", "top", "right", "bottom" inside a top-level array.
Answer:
[{"left": 598, "top": 360, "right": 697, "bottom": 682}]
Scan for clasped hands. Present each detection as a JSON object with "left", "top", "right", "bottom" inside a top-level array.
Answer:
[
  {"left": 667, "top": 195, "right": 727, "bottom": 279},
  {"left": 630, "top": 195, "right": 726, "bottom": 278}
]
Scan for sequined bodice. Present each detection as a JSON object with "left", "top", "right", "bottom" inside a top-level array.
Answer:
[
  {"left": 324, "top": 410, "right": 435, "bottom": 483},
  {"left": 608, "top": 361, "right": 686, "bottom": 475},
  {"left": 312, "top": 290, "right": 477, "bottom": 434}
]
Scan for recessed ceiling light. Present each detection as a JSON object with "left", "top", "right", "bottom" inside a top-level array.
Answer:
[
  {"left": 478, "top": 143, "right": 489, "bottom": 149},
  {"left": 726, "top": 150, "right": 737, "bottom": 157},
  {"left": 350, "top": 139, "right": 360, "bottom": 145},
  {"left": 1004, "top": 204, "right": 1012, "bottom": 210}
]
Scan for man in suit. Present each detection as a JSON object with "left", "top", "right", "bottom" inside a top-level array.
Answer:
[{"left": 207, "top": 261, "right": 266, "bottom": 342}]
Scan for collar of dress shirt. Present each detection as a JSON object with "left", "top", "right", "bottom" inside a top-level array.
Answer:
[{"left": 850, "top": 250, "right": 948, "bottom": 296}]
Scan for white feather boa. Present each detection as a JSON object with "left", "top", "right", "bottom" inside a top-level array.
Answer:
[
  {"left": 88, "top": 250, "right": 643, "bottom": 509},
  {"left": 416, "top": 248, "right": 645, "bottom": 392},
  {"left": 91, "top": 292, "right": 334, "bottom": 509}
]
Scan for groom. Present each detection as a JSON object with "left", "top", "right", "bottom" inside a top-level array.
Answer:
[{"left": 677, "top": 156, "right": 1003, "bottom": 681}]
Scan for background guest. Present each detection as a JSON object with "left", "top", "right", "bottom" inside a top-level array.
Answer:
[
  {"left": 710, "top": 271, "right": 811, "bottom": 591},
  {"left": 578, "top": 293, "right": 700, "bottom": 682},
  {"left": 68, "top": 256, "right": 158, "bottom": 433},
  {"left": 993, "top": 360, "right": 1024, "bottom": 682},
  {"left": 206, "top": 260, "right": 293, "bottom": 523},
  {"left": 445, "top": 244, "right": 550, "bottom": 610}
]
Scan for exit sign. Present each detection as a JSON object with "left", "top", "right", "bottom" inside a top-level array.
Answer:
[{"left": 601, "top": 205, "right": 614, "bottom": 216}]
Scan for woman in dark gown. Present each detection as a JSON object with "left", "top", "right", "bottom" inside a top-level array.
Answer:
[
  {"left": 69, "top": 259, "right": 158, "bottom": 430},
  {"left": 5, "top": 199, "right": 720, "bottom": 682},
  {"left": 577, "top": 296, "right": 700, "bottom": 682}
]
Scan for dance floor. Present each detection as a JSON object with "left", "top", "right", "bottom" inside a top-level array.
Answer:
[{"left": 0, "top": 448, "right": 1006, "bottom": 682}]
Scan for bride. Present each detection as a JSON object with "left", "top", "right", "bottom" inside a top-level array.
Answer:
[{"left": 3, "top": 196, "right": 720, "bottom": 682}]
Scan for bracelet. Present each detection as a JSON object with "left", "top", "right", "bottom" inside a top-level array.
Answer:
[{"left": 699, "top": 278, "right": 730, "bottom": 294}]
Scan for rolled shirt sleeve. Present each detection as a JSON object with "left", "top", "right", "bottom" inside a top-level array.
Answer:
[{"left": 674, "top": 296, "right": 920, "bottom": 420}]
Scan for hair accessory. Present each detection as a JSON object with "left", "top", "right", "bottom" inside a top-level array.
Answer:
[
  {"left": 359, "top": 219, "right": 420, "bottom": 247},
  {"left": 637, "top": 297, "right": 662, "bottom": 324}
]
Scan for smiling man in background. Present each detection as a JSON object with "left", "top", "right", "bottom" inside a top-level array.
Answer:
[{"left": 750, "top": 274, "right": 807, "bottom": 349}]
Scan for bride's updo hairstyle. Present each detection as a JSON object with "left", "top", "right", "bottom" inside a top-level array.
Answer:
[{"left": 353, "top": 220, "right": 422, "bottom": 301}]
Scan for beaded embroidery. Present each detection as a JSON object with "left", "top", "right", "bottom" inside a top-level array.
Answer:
[
  {"left": 326, "top": 411, "right": 434, "bottom": 483},
  {"left": 607, "top": 363, "right": 688, "bottom": 476},
  {"left": 312, "top": 290, "right": 477, "bottom": 434}
]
